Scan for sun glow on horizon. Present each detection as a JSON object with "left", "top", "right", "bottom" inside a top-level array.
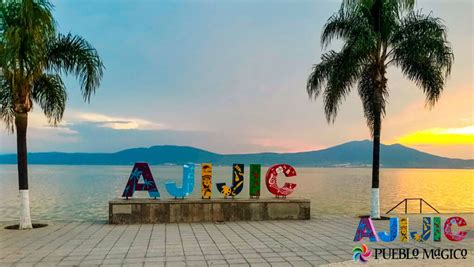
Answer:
[{"left": 396, "top": 125, "right": 474, "bottom": 145}]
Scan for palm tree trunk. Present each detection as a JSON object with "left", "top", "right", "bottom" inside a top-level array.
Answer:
[
  {"left": 15, "top": 112, "right": 32, "bottom": 229},
  {"left": 370, "top": 111, "right": 381, "bottom": 219}
]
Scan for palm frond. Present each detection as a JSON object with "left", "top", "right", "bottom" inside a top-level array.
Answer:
[
  {"left": 381, "top": 0, "right": 415, "bottom": 16},
  {"left": 339, "top": 0, "right": 415, "bottom": 45},
  {"left": 358, "top": 64, "right": 388, "bottom": 134},
  {"left": 0, "top": 72, "right": 15, "bottom": 132},
  {"left": 47, "top": 33, "right": 104, "bottom": 102},
  {"left": 321, "top": 1, "right": 373, "bottom": 49},
  {"left": 342, "top": 0, "right": 374, "bottom": 13},
  {"left": 31, "top": 73, "right": 67, "bottom": 125},
  {"left": 0, "top": 0, "right": 55, "bottom": 75},
  {"left": 310, "top": 6, "right": 376, "bottom": 123},
  {"left": 307, "top": 41, "right": 372, "bottom": 123},
  {"left": 307, "top": 52, "right": 334, "bottom": 100},
  {"left": 391, "top": 11, "right": 453, "bottom": 106},
  {"left": 323, "top": 72, "right": 355, "bottom": 123}
]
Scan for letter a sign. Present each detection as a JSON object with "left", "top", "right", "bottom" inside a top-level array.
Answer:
[{"left": 122, "top": 162, "right": 160, "bottom": 199}]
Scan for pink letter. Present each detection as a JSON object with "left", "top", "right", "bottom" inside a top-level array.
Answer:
[
  {"left": 444, "top": 216, "right": 467, "bottom": 241},
  {"left": 354, "top": 217, "right": 379, "bottom": 242}
]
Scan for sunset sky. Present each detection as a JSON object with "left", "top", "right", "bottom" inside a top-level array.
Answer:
[{"left": 0, "top": 0, "right": 472, "bottom": 159}]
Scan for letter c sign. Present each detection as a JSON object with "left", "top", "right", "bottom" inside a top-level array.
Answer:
[{"left": 265, "top": 164, "right": 297, "bottom": 197}]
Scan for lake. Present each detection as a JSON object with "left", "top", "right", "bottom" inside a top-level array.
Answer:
[{"left": 0, "top": 165, "right": 472, "bottom": 222}]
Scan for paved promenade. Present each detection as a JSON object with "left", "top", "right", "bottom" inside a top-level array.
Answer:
[{"left": 1, "top": 215, "right": 473, "bottom": 266}]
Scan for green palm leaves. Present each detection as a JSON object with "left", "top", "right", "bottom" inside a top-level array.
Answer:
[
  {"left": 31, "top": 73, "right": 66, "bottom": 125},
  {"left": 0, "top": 0, "right": 104, "bottom": 130},
  {"left": 307, "top": 0, "right": 453, "bottom": 134},
  {"left": 307, "top": 0, "right": 453, "bottom": 218},
  {"left": 390, "top": 12, "right": 453, "bottom": 106},
  {"left": 47, "top": 33, "right": 104, "bottom": 102},
  {"left": 0, "top": 0, "right": 104, "bottom": 228}
]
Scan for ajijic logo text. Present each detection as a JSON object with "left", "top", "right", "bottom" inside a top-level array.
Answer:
[
  {"left": 353, "top": 217, "right": 469, "bottom": 263},
  {"left": 121, "top": 162, "right": 298, "bottom": 199},
  {"left": 354, "top": 217, "right": 468, "bottom": 242}
]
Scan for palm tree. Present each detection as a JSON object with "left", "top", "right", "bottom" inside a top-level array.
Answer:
[
  {"left": 306, "top": 0, "right": 453, "bottom": 218},
  {"left": 0, "top": 0, "right": 104, "bottom": 229}
]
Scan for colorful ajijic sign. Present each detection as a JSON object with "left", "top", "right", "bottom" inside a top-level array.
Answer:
[
  {"left": 165, "top": 164, "right": 195, "bottom": 199},
  {"left": 249, "top": 164, "right": 261, "bottom": 198},
  {"left": 122, "top": 163, "right": 160, "bottom": 199},
  {"left": 201, "top": 163, "right": 212, "bottom": 199},
  {"left": 216, "top": 164, "right": 244, "bottom": 198},
  {"left": 265, "top": 164, "right": 297, "bottom": 197},
  {"left": 121, "top": 162, "right": 297, "bottom": 199},
  {"left": 354, "top": 216, "right": 467, "bottom": 242}
]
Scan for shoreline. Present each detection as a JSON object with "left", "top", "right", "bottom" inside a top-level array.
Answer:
[{"left": 0, "top": 163, "right": 473, "bottom": 170}]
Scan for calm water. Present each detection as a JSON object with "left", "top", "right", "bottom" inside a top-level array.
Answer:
[{"left": 0, "top": 165, "right": 472, "bottom": 222}]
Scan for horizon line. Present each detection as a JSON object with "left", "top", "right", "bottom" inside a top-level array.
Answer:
[{"left": 0, "top": 139, "right": 472, "bottom": 161}]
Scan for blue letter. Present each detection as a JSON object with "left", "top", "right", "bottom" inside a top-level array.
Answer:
[
  {"left": 378, "top": 218, "right": 399, "bottom": 242},
  {"left": 165, "top": 164, "right": 195, "bottom": 198}
]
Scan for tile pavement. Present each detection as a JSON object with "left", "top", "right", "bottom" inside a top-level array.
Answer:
[{"left": 0, "top": 214, "right": 473, "bottom": 266}]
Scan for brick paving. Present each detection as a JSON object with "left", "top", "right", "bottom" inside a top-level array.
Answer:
[{"left": 1, "top": 215, "right": 473, "bottom": 266}]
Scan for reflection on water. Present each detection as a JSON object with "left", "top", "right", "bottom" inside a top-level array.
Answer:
[{"left": 0, "top": 165, "right": 472, "bottom": 221}]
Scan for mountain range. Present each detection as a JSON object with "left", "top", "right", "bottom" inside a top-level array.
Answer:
[{"left": 0, "top": 140, "right": 472, "bottom": 168}]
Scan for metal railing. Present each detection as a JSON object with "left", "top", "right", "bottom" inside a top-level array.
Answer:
[{"left": 386, "top": 198, "right": 440, "bottom": 214}]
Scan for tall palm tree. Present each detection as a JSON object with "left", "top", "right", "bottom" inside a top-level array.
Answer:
[
  {"left": 0, "top": 0, "right": 104, "bottom": 229},
  {"left": 306, "top": 0, "right": 453, "bottom": 218}
]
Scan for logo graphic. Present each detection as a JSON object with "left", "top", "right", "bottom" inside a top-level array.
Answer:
[
  {"left": 353, "top": 216, "right": 468, "bottom": 242},
  {"left": 353, "top": 244, "right": 372, "bottom": 263}
]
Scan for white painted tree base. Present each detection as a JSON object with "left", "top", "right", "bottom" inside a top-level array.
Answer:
[
  {"left": 19, "top": 190, "right": 33, "bottom": 229},
  {"left": 370, "top": 188, "right": 380, "bottom": 219}
]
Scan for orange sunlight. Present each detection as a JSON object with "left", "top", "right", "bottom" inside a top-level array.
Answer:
[{"left": 396, "top": 126, "right": 474, "bottom": 145}]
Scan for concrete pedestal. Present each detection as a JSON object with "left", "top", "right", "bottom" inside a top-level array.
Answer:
[{"left": 109, "top": 198, "right": 311, "bottom": 224}]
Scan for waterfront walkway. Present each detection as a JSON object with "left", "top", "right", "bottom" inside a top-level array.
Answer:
[{"left": 1, "top": 215, "right": 473, "bottom": 266}]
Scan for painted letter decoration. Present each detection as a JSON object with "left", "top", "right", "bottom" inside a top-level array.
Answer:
[
  {"left": 165, "top": 164, "right": 195, "bottom": 199},
  {"left": 354, "top": 217, "right": 379, "bottom": 242},
  {"left": 216, "top": 164, "right": 244, "bottom": 198},
  {"left": 378, "top": 218, "right": 399, "bottom": 242},
  {"left": 444, "top": 216, "right": 467, "bottom": 241},
  {"left": 201, "top": 163, "right": 212, "bottom": 199},
  {"left": 265, "top": 164, "right": 297, "bottom": 197},
  {"left": 122, "top": 162, "right": 160, "bottom": 199},
  {"left": 410, "top": 217, "right": 431, "bottom": 242},
  {"left": 249, "top": 164, "right": 261, "bottom": 198},
  {"left": 121, "top": 162, "right": 303, "bottom": 200}
]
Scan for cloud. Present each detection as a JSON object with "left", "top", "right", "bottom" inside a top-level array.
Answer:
[
  {"left": 395, "top": 125, "right": 474, "bottom": 145},
  {"left": 0, "top": 112, "right": 80, "bottom": 153},
  {"left": 73, "top": 112, "right": 166, "bottom": 130},
  {"left": 0, "top": 110, "right": 170, "bottom": 153}
]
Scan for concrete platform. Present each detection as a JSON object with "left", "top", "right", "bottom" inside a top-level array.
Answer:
[{"left": 109, "top": 198, "right": 311, "bottom": 224}]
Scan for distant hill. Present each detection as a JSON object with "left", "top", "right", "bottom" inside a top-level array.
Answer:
[{"left": 0, "top": 140, "right": 472, "bottom": 168}]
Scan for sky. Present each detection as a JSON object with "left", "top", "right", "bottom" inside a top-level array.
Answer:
[{"left": 0, "top": 0, "right": 473, "bottom": 159}]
